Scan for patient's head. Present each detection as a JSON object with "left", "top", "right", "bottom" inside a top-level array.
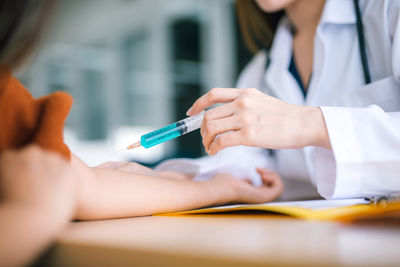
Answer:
[{"left": 0, "top": 0, "right": 54, "bottom": 70}]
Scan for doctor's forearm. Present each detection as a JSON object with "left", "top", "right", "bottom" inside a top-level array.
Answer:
[{"left": 301, "top": 106, "right": 332, "bottom": 150}]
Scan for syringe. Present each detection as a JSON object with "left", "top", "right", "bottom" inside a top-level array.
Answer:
[{"left": 127, "top": 111, "right": 205, "bottom": 150}]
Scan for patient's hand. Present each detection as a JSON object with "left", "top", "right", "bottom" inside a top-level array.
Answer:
[
  {"left": 97, "top": 161, "right": 193, "bottom": 180},
  {"left": 210, "top": 168, "right": 283, "bottom": 204}
]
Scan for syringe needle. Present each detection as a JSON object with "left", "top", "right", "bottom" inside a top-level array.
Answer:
[{"left": 126, "top": 141, "right": 141, "bottom": 150}]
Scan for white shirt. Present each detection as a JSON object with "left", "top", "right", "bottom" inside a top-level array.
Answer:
[{"left": 156, "top": 0, "right": 400, "bottom": 200}]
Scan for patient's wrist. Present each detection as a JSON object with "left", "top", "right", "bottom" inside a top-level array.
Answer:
[{"left": 205, "top": 175, "right": 237, "bottom": 205}]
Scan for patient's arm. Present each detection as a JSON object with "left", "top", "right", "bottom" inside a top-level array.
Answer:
[
  {"left": 72, "top": 155, "right": 283, "bottom": 220},
  {"left": 0, "top": 146, "right": 77, "bottom": 267},
  {"left": 97, "top": 161, "right": 193, "bottom": 180}
]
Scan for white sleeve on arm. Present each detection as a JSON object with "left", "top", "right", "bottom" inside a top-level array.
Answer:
[
  {"left": 313, "top": 1, "right": 400, "bottom": 199},
  {"left": 155, "top": 146, "right": 275, "bottom": 186},
  {"left": 315, "top": 104, "right": 400, "bottom": 198}
]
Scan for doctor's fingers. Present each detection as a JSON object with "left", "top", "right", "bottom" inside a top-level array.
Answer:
[
  {"left": 208, "top": 130, "right": 246, "bottom": 155},
  {"left": 200, "top": 104, "right": 235, "bottom": 136},
  {"left": 186, "top": 88, "right": 240, "bottom": 116},
  {"left": 203, "top": 103, "right": 235, "bottom": 122},
  {"left": 202, "top": 116, "right": 241, "bottom": 152}
]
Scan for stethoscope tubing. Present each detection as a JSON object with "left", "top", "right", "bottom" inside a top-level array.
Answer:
[{"left": 353, "top": 0, "right": 371, "bottom": 84}]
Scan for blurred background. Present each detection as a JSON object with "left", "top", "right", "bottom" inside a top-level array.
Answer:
[{"left": 16, "top": 0, "right": 252, "bottom": 167}]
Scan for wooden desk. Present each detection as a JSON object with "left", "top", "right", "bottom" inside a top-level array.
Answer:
[{"left": 41, "top": 215, "right": 400, "bottom": 267}]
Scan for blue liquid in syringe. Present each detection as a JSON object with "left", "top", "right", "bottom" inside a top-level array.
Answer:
[
  {"left": 127, "top": 111, "right": 205, "bottom": 150},
  {"left": 140, "top": 121, "right": 186, "bottom": 148}
]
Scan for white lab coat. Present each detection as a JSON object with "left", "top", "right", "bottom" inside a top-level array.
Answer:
[{"left": 156, "top": 0, "right": 400, "bottom": 200}]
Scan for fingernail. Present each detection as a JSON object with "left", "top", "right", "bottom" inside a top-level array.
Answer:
[
  {"left": 186, "top": 107, "right": 193, "bottom": 116},
  {"left": 209, "top": 148, "right": 216, "bottom": 156}
]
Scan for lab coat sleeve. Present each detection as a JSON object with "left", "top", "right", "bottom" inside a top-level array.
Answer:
[
  {"left": 315, "top": 105, "right": 400, "bottom": 198},
  {"left": 155, "top": 146, "right": 274, "bottom": 187},
  {"left": 313, "top": 1, "right": 400, "bottom": 199}
]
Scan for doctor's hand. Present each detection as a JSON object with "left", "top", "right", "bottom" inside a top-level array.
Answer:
[{"left": 186, "top": 88, "right": 331, "bottom": 155}]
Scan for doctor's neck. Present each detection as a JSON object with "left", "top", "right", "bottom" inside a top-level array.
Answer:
[{"left": 285, "top": 0, "right": 325, "bottom": 34}]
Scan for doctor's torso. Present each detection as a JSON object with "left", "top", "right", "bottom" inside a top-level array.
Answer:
[
  {"left": 157, "top": 0, "right": 400, "bottom": 200},
  {"left": 235, "top": 0, "right": 400, "bottom": 197}
]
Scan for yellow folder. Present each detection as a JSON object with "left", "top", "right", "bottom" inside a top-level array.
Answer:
[{"left": 162, "top": 198, "right": 400, "bottom": 222}]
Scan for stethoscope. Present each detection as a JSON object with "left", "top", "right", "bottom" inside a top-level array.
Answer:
[
  {"left": 353, "top": 0, "right": 371, "bottom": 84},
  {"left": 265, "top": 0, "right": 371, "bottom": 85},
  {"left": 264, "top": 0, "right": 371, "bottom": 157}
]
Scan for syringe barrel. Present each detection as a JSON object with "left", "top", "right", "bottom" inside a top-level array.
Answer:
[
  {"left": 176, "top": 110, "right": 205, "bottom": 135},
  {"left": 140, "top": 111, "right": 205, "bottom": 148}
]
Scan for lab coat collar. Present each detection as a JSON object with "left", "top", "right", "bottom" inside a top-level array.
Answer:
[
  {"left": 319, "top": 0, "right": 356, "bottom": 25},
  {"left": 264, "top": 0, "right": 356, "bottom": 105}
]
